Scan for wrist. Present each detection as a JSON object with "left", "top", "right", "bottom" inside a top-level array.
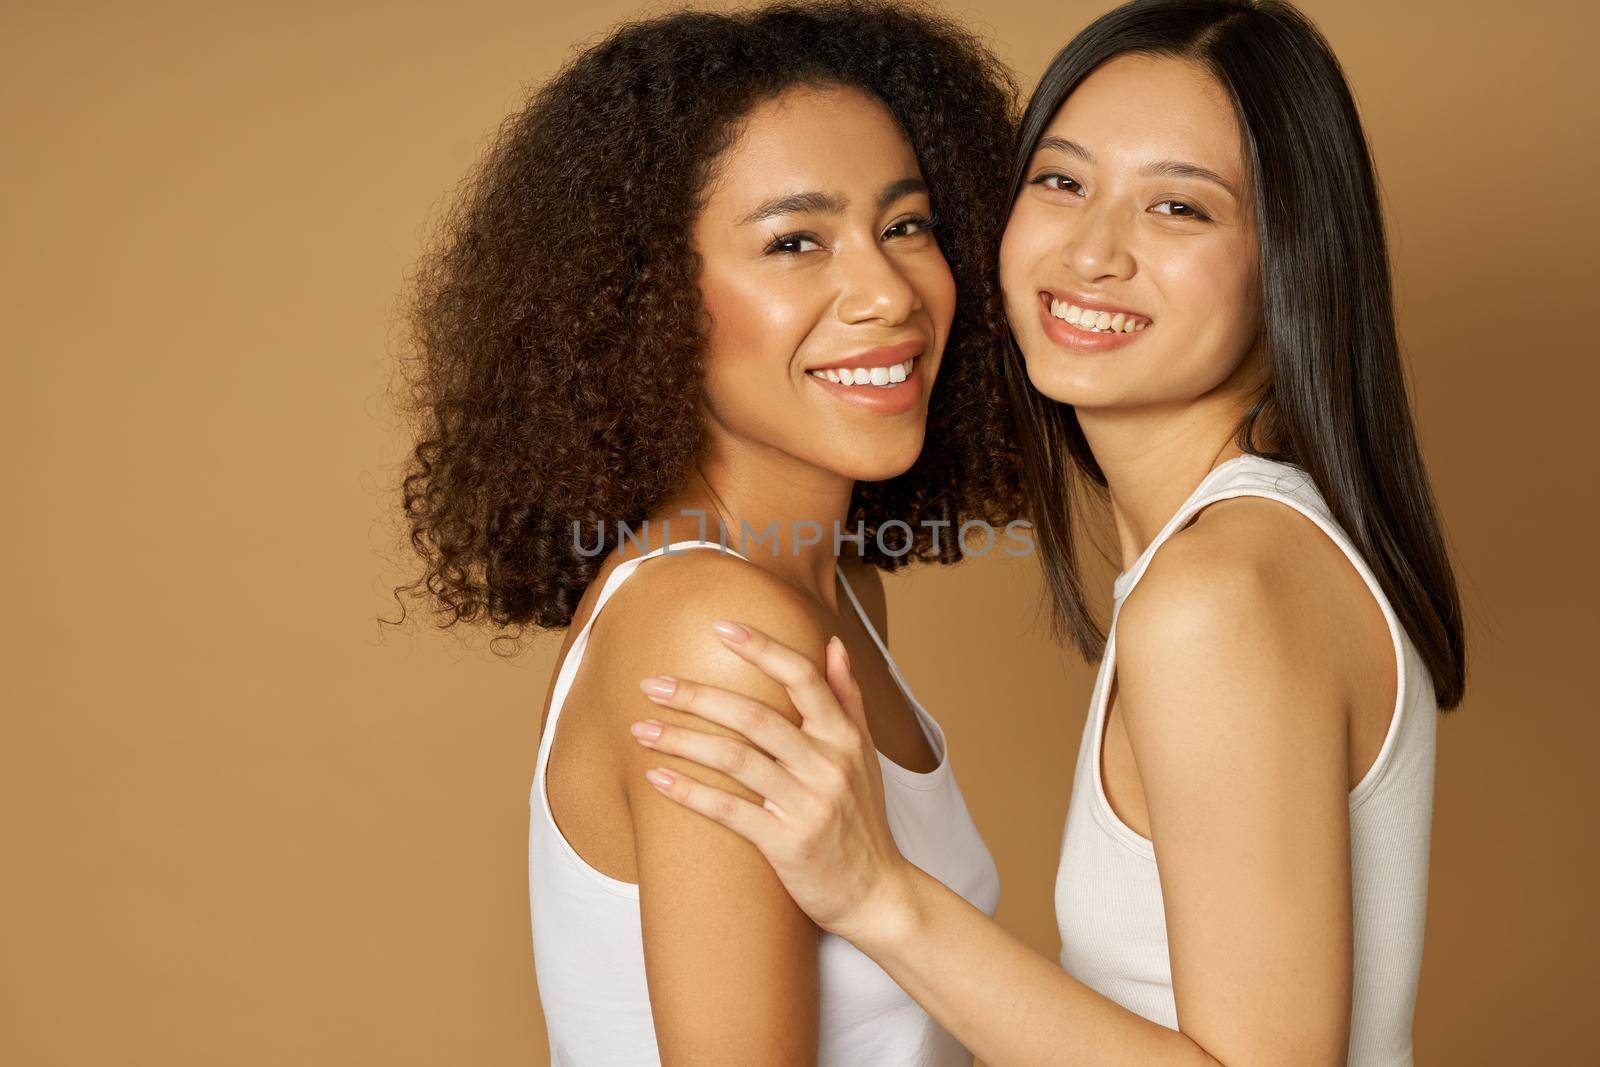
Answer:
[{"left": 838, "top": 856, "right": 925, "bottom": 955}]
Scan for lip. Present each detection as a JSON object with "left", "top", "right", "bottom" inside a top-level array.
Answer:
[
  {"left": 1035, "top": 290, "right": 1151, "bottom": 353},
  {"left": 806, "top": 353, "right": 926, "bottom": 414},
  {"left": 807, "top": 338, "right": 926, "bottom": 372},
  {"left": 1039, "top": 289, "right": 1151, "bottom": 324}
]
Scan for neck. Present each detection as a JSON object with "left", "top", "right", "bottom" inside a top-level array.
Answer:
[
  {"left": 647, "top": 432, "right": 854, "bottom": 609},
  {"left": 1077, "top": 348, "right": 1271, "bottom": 573},
  {"left": 1079, "top": 399, "right": 1245, "bottom": 574}
]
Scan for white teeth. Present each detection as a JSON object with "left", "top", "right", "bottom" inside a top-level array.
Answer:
[
  {"left": 1048, "top": 297, "right": 1148, "bottom": 333},
  {"left": 808, "top": 356, "right": 917, "bottom": 388}
]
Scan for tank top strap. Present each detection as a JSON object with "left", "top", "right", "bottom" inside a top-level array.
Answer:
[
  {"left": 834, "top": 561, "right": 891, "bottom": 665},
  {"left": 1107, "top": 453, "right": 1412, "bottom": 800},
  {"left": 835, "top": 560, "right": 946, "bottom": 763},
  {"left": 541, "top": 539, "right": 753, "bottom": 751},
  {"left": 580, "top": 539, "right": 752, "bottom": 635},
  {"left": 1112, "top": 454, "right": 1322, "bottom": 605}
]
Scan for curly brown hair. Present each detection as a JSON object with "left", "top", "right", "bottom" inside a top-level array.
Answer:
[{"left": 384, "top": 0, "right": 1025, "bottom": 647}]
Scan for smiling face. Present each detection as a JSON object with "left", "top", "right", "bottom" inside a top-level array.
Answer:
[
  {"left": 692, "top": 82, "right": 954, "bottom": 483},
  {"left": 1000, "top": 54, "right": 1264, "bottom": 413}
]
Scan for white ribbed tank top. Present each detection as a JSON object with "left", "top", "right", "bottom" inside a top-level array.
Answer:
[
  {"left": 529, "top": 540, "right": 1001, "bottom": 1066},
  {"left": 1055, "top": 454, "right": 1437, "bottom": 1065}
]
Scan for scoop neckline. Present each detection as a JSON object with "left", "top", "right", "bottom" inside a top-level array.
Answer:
[{"left": 873, "top": 698, "right": 951, "bottom": 789}]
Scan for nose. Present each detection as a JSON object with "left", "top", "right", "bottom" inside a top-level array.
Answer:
[
  {"left": 835, "top": 242, "right": 921, "bottom": 325},
  {"left": 1060, "top": 199, "right": 1135, "bottom": 283}
]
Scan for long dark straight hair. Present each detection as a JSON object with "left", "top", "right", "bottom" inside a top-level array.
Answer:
[{"left": 1002, "top": 0, "right": 1467, "bottom": 709}]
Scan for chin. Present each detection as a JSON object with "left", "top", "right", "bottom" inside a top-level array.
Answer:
[
  {"left": 832, "top": 435, "right": 926, "bottom": 484},
  {"left": 1018, "top": 350, "right": 1108, "bottom": 407}
]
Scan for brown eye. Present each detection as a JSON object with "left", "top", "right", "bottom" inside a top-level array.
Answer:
[
  {"left": 1153, "top": 200, "right": 1211, "bottom": 221},
  {"left": 884, "top": 213, "right": 936, "bottom": 240},
  {"left": 764, "top": 232, "right": 822, "bottom": 255},
  {"left": 1029, "top": 172, "right": 1082, "bottom": 194}
]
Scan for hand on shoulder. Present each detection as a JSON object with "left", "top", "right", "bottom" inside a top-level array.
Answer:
[
  {"left": 592, "top": 548, "right": 831, "bottom": 766},
  {"left": 585, "top": 547, "right": 828, "bottom": 1060}
]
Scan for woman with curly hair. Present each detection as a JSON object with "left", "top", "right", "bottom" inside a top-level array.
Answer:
[{"left": 390, "top": 1, "right": 1023, "bottom": 1063}]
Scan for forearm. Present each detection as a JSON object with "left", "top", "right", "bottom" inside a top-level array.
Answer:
[{"left": 853, "top": 862, "right": 1221, "bottom": 1067}]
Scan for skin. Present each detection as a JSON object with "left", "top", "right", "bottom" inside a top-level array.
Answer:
[
  {"left": 631, "top": 55, "right": 1400, "bottom": 1065},
  {"left": 537, "top": 81, "right": 956, "bottom": 1065}
]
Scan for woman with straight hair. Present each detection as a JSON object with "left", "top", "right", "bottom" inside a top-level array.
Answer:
[{"left": 625, "top": 1, "right": 1466, "bottom": 1063}]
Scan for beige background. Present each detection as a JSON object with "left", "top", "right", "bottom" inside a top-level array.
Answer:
[{"left": 3, "top": 0, "right": 1593, "bottom": 1062}]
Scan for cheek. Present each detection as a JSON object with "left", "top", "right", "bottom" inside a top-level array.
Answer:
[
  {"left": 1143, "top": 246, "right": 1261, "bottom": 394},
  {"left": 998, "top": 209, "right": 1049, "bottom": 315},
  {"left": 1161, "top": 245, "right": 1258, "bottom": 349},
  {"left": 916, "top": 253, "right": 957, "bottom": 332},
  {"left": 699, "top": 265, "right": 818, "bottom": 377},
  {"left": 696, "top": 263, "right": 828, "bottom": 438},
  {"left": 702, "top": 268, "right": 788, "bottom": 349}
]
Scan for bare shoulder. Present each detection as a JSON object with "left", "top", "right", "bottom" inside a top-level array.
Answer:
[
  {"left": 1115, "top": 497, "right": 1359, "bottom": 1062},
  {"left": 1122, "top": 495, "right": 1359, "bottom": 642},
  {"left": 588, "top": 549, "right": 826, "bottom": 1054},
  {"left": 581, "top": 548, "right": 830, "bottom": 760},
  {"left": 1116, "top": 496, "right": 1354, "bottom": 730}
]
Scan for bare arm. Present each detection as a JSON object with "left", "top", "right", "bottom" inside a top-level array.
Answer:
[
  {"left": 1120, "top": 539, "right": 1352, "bottom": 1064},
  {"left": 842, "top": 539, "right": 1352, "bottom": 1065},
  {"left": 632, "top": 530, "right": 1358, "bottom": 1065},
  {"left": 597, "top": 555, "right": 830, "bottom": 1066}
]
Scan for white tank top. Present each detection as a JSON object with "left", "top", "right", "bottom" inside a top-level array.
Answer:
[
  {"left": 1055, "top": 454, "right": 1437, "bottom": 1066},
  {"left": 529, "top": 540, "right": 1001, "bottom": 1066}
]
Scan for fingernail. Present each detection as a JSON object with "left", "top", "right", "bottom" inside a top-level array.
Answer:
[
  {"left": 639, "top": 676, "right": 677, "bottom": 699},
  {"left": 630, "top": 720, "right": 663, "bottom": 741},
  {"left": 837, "top": 637, "right": 850, "bottom": 670},
  {"left": 645, "top": 769, "right": 675, "bottom": 790},
  {"left": 713, "top": 620, "right": 749, "bottom": 642}
]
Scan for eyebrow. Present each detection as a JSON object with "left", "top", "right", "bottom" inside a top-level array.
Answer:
[
  {"left": 735, "top": 176, "right": 929, "bottom": 227},
  {"left": 1033, "top": 135, "right": 1241, "bottom": 200}
]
